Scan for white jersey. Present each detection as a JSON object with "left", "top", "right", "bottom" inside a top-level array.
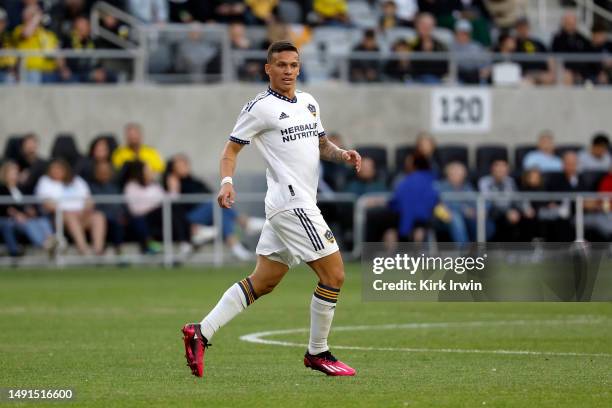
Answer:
[{"left": 230, "top": 87, "right": 325, "bottom": 219}]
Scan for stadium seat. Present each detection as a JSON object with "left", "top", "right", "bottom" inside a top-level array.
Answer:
[
  {"left": 394, "top": 144, "right": 415, "bottom": 174},
  {"left": 2, "top": 135, "right": 25, "bottom": 162},
  {"left": 51, "top": 133, "right": 82, "bottom": 164},
  {"left": 580, "top": 171, "right": 607, "bottom": 191},
  {"left": 555, "top": 144, "right": 583, "bottom": 157},
  {"left": 476, "top": 144, "right": 509, "bottom": 176},
  {"left": 514, "top": 144, "right": 537, "bottom": 172},
  {"left": 435, "top": 144, "right": 469, "bottom": 169},
  {"left": 346, "top": 0, "right": 377, "bottom": 29}
]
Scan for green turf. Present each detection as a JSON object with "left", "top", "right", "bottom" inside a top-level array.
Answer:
[{"left": 0, "top": 264, "right": 611, "bottom": 407}]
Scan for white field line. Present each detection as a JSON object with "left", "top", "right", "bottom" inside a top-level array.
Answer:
[{"left": 239, "top": 319, "right": 612, "bottom": 358}]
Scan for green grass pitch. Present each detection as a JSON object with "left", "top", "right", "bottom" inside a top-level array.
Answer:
[{"left": 1, "top": 263, "right": 610, "bottom": 407}]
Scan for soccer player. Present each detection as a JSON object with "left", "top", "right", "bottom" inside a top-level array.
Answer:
[{"left": 182, "top": 41, "right": 362, "bottom": 377}]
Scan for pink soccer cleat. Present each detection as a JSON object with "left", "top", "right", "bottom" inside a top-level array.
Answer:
[
  {"left": 181, "top": 323, "right": 210, "bottom": 378},
  {"left": 304, "top": 350, "right": 356, "bottom": 376}
]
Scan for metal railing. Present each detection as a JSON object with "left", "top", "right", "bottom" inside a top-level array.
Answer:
[
  {"left": 351, "top": 191, "right": 612, "bottom": 259},
  {"left": 1, "top": 191, "right": 610, "bottom": 267},
  {"left": 2, "top": 46, "right": 609, "bottom": 85}
]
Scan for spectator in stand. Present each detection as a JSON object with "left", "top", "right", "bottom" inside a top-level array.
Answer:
[
  {"left": 410, "top": 13, "right": 448, "bottom": 83},
  {"left": 0, "top": 7, "right": 17, "bottom": 83},
  {"left": 435, "top": 161, "right": 483, "bottom": 246},
  {"left": 350, "top": 29, "right": 381, "bottom": 82},
  {"left": 212, "top": 0, "right": 247, "bottom": 24},
  {"left": 379, "top": 0, "right": 412, "bottom": 32},
  {"left": 245, "top": 0, "right": 279, "bottom": 25},
  {"left": 392, "top": 0, "right": 418, "bottom": 25},
  {"left": 578, "top": 133, "right": 611, "bottom": 172},
  {"left": 35, "top": 159, "right": 107, "bottom": 255},
  {"left": 166, "top": 154, "right": 263, "bottom": 260},
  {"left": 478, "top": 159, "right": 521, "bottom": 241},
  {"left": 519, "top": 167, "right": 547, "bottom": 241},
  {"left": 127, "top": 0, "right": 168, "bottom": 24},
  {"left": 552, "top": 10, "right": 591, "bottom": 85},
  {"left": 392, "top": 152, "right": 414, "bottom": 188},
  {"left": 229, "top": 21, "right": 263, "bottom": 81},
  {"left": 95, "top": 12, "right": 131, "bottom": 49},
  {"left": 16, "top": 133, "right": 47, "bottom": 194},
  {"left": 588, "top": 22, "right": 612, "bottom": 84},
  {"left": 414, "top": 131, "right": 439, "bottom": 174},
  {"left": 313, "top": 0, "right": 350, "bottom": 26},
  {"left": 169, "top": 0, "right": 215, "bottom": 23},
  {"left": 449, "top": 19, "right": 489, "bottom": 84},
  {"left": 543, "top": 152, "right": 585, "bottom": 241},
  {"left": 522, "top": 131, "right": 563, "bottom": 172},
  {"left": 417, "top": 0, "right": 462, "bottom": 30},
  {"left": 514, "top": 17, "right": 554, "bottom": 85},
  {"left": 582, "top": 165, "right": 612, "bottom": 240},
  {"left": 77, "top": 136, "right": 116, "bottom": 183},
  {"left": 13, "top": 4, "right": 62, "bottom": 83},
  {"left": 389, "top": 153, "right": 439, "bottom": 242},
  {"left": 343, "top": 157, "right": 387, "bottom": 197},
  {"left": 61, "top": 16, "right": 115, "bottom": 83},
  {"left": 88, "top": 161, "right": 124, "bottom": 254},
  {"left": 175, "top": 25, "right": 220, "bottom": 80},
  {"left": 112, "top": 123, "right": 166, "bottom": 176},
  {"left": 49, "top": 0, "right": 90, "bottom": 40},
  {"left": 0, "top": 160, "right": 56, "bottom": 257},
  {"left": 123, "top": 160, "right": 192, "bottom": 255},
  {"left": 384, "top": 38, "right": 412, "bottom": 83}
]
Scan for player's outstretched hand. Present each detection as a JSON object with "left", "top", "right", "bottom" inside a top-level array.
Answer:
[
  {"left": 342, "top": 150, "right": 362, "bottom": 172},
  {"left": 217, "top": 183, "right": 236, "bottom": 208}
]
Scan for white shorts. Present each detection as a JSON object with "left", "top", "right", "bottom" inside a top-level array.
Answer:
[{"left": 255, "top": 207, "right": 339, "bottom": 267}]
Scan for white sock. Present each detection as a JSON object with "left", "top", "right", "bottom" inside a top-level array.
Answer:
[
  {"left": 200, "top": 278, "right": 257, "bottom": 341},
  {"left": 308, "top": 283, "right": 340, "bottom": 355}
]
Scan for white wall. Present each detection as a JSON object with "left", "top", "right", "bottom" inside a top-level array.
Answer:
[{"left": 1, "top": 84, "right": 611, "bottom": 179}]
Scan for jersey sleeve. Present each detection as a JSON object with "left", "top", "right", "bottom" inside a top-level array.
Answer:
[
  {"left": 315, "top": 100, "right": 326, "bottom": 138},
  {"left": 229, "top": 108, "right": 266, "bottom": 145}
]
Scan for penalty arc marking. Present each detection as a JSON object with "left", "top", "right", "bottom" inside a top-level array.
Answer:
[{"left": 239, "top": 319, "right": 612, "bottom": 358}]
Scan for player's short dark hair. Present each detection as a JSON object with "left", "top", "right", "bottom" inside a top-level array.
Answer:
[
  {"left": 592, "top": 132, "right": 610, "bottom": 147},
  {"left": 267, "top": 41, "right": 298, "bottom": 63}
]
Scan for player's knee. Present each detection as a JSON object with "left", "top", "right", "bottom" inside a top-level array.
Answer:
[{"left": 321, "top": 268, "right": 344, "bottom": 289}]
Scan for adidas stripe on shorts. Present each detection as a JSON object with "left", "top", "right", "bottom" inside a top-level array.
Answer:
[{"left": 256, "top": 207, "right": 339, "bottom": 267}]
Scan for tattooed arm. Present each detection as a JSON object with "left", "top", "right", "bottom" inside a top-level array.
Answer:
[{"left": 319, "top": 136, "right": 362, "bottom": 172}]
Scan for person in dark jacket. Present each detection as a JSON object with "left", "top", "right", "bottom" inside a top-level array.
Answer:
[
  {"left": 89, "top": 161, "right": 124, "bottom": 252},
  {"left": 389, "top": 153, "right": 439, "bottom": 241},
  {"left": 165, "top": 154, "right": 265, "bottom": 260},
  {"left": 0, "top": 160, "right": 56, "bottom": 256},
  {"left": 409, "top": 13, "right": 448, "bottom": 83},
  {"left": 551, "top": 11, "right": 591, "bottom": 84}
]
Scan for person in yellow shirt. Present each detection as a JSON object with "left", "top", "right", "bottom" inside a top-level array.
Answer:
[
  {"left": 245, "top": 0, "right": 279, "bottom": 25},
  {"left": 112, "top": 123, "right": 166, "bottom": 176},
  {"left": 0, "top": 7, "right": 17, "bottom": 83},
  {"left": 313, "top": 0, "right": 349, "bottom": 25},
  {"left": 12, "top": 5, "right": 62, "bottom": 83}
]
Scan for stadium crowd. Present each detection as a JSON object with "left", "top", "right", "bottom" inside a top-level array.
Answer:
[
  {"left": 1, "top": 126, "right": 612, "bottom": 258},
  {"left": 0, "top": 0, "right": 610, "bottom": 85},
  {"left": 0, "top": 125, "right": 266, "bottom": 258}
]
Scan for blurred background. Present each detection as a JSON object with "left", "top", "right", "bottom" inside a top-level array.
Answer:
[{"left": 0, "top": 0, "right": 611, "bottom": 267}]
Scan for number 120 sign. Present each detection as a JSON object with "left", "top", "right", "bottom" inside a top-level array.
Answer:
[{"left": 431, "top": 88, "right": 491, "bottom": 133}]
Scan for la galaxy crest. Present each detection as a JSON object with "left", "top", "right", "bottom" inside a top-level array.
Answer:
[
  {"left": 307, "top": 103, "right": 317, "bottom": 117},
  {"left": 324, "top": 229, "right": 335, "bottom": 243}
]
